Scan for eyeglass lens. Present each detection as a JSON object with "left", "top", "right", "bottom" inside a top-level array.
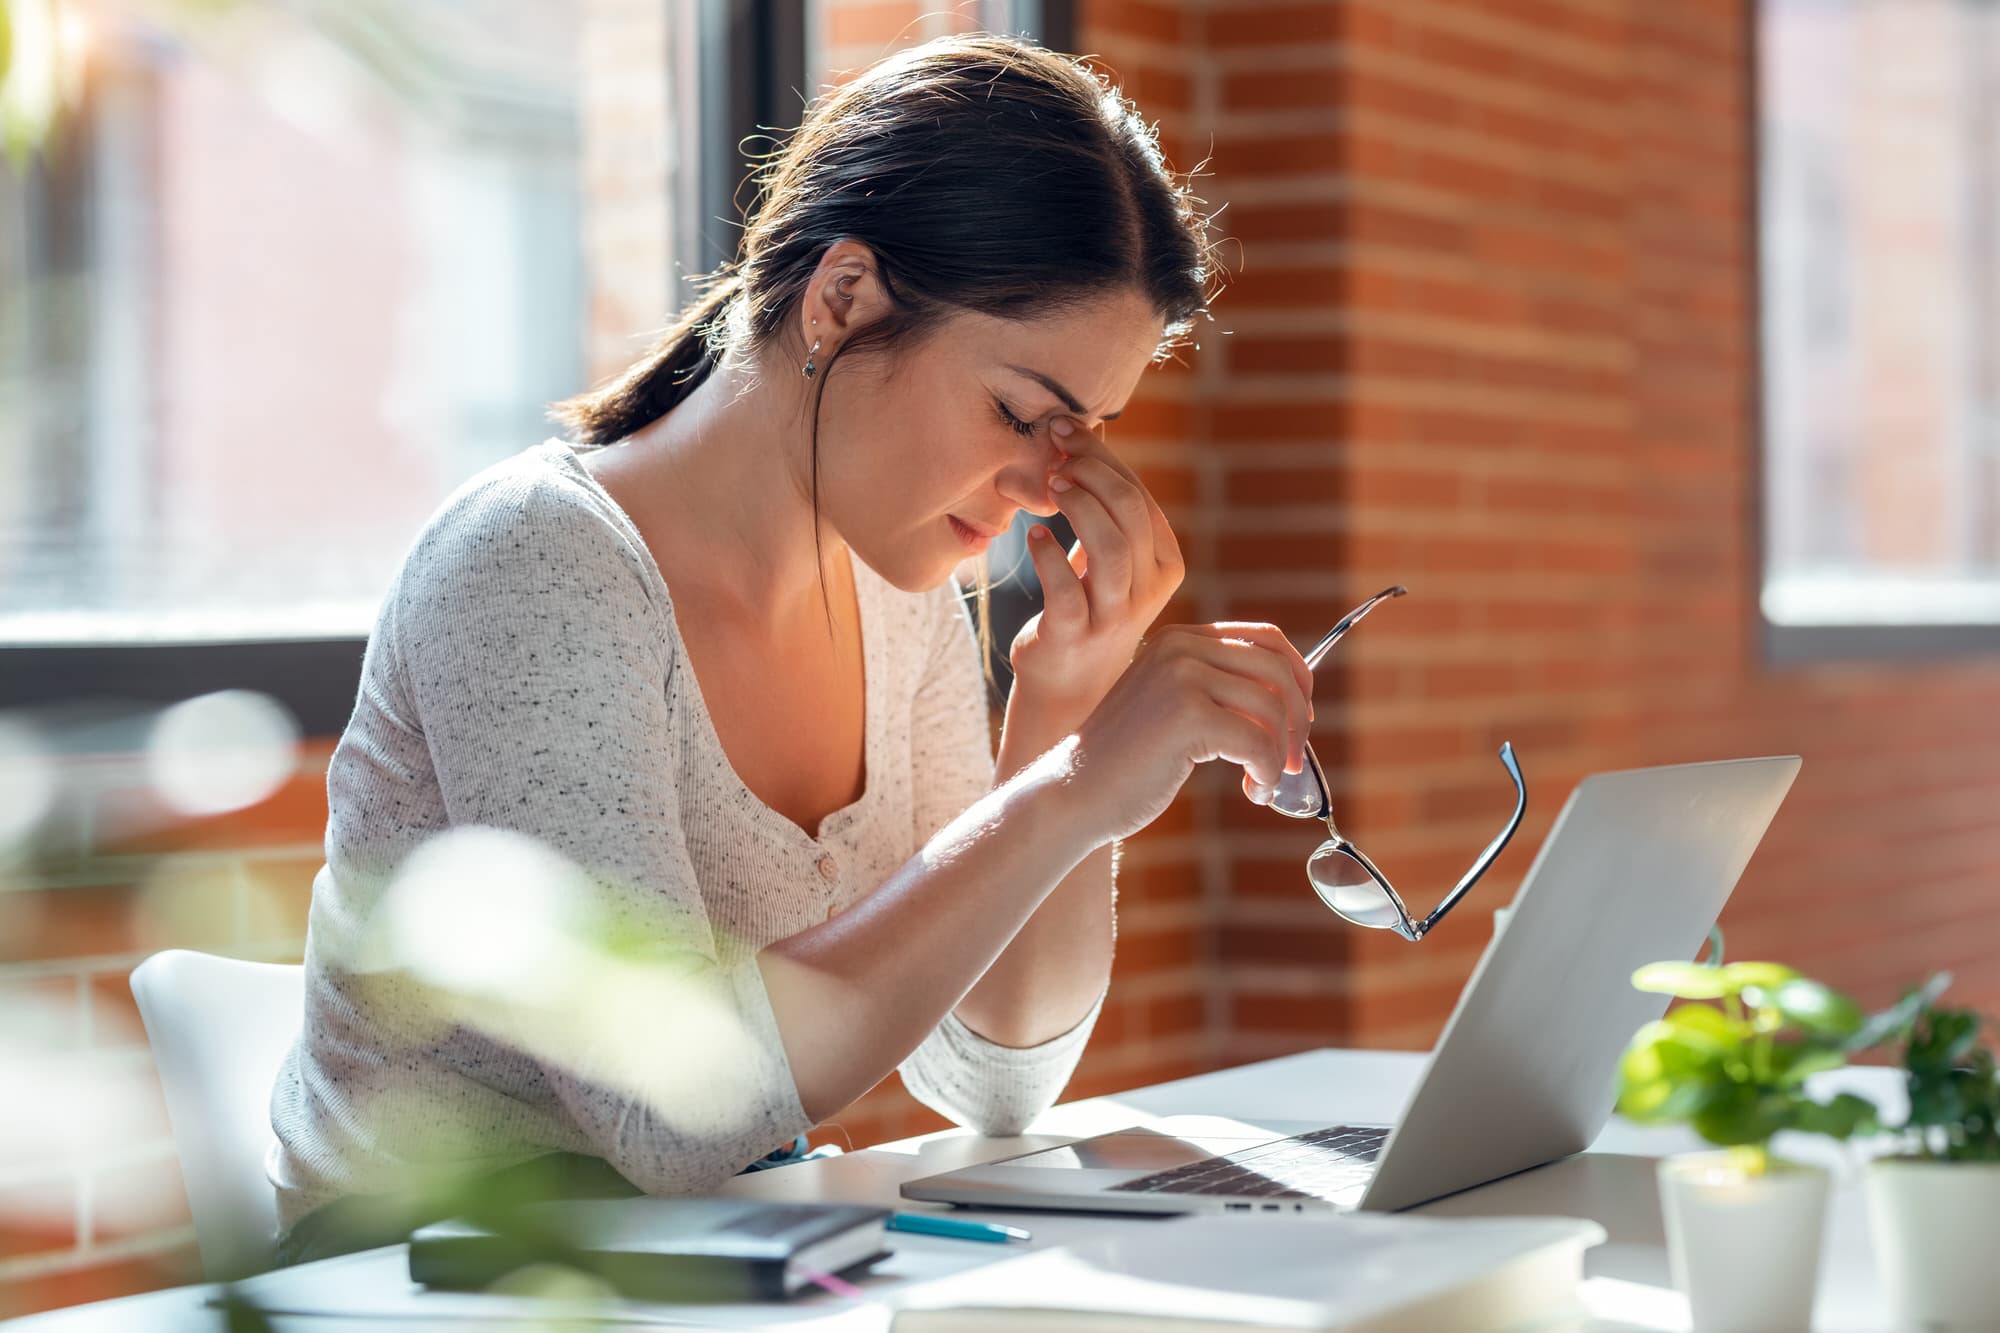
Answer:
[
  {"left": 1307, "top": 843, "right": 1403, "bottom": 931},
  {"left": 1265, "top": 744, "right": 1330, "bottom": 820}
]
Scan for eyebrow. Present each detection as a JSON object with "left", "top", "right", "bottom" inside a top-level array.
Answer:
[{"left": 1005, "top": 364, "right": 1123, "bottom": 422}]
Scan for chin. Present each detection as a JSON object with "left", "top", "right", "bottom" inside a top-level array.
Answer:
[{"left": 847, "top": 539, "right": 960, "bottom": 594}]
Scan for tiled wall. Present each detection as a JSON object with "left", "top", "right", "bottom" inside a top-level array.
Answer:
[{"left": 9, "top": 0, "right": 2000, "bottom": 1317}]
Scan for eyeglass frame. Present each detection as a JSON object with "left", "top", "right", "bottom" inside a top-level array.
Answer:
[{"left": 1270, "top": 586, "right": 1529, "bottom": 943}]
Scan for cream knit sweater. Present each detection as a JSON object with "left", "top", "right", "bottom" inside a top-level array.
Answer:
[{"left": 267, "top": 442, "right": 1102, "bottom": 1231}]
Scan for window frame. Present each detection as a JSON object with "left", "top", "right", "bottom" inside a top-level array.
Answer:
[{"left": 1752, "top": 0, "right": 2000, "bottom": 666}]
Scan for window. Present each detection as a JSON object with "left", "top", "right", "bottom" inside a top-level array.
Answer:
[
  {"left": 2, "top": 4, "right": 588, "bottom": 644},
  {"left": 2, "top": 0, "right": 1070, "bottom": 727},
  {"left": 1759, "top": 0, "right": 2000, "bottom": 659}
]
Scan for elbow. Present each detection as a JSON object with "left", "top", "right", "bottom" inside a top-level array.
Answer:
[{"left": 964, "top": 1105, "right": 1041, "bottom": 1138}]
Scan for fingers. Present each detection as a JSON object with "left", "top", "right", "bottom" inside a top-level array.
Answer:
[
  {"left": 1184, "top": 658, "right": 1301, "bottom": 785},
  {"left": 1049, "top": 450, "right": 1174, "bottom": 612},
  {"left": 1155, "top": 625, "right": 1314, "bottom": 755},
  {"left": 1057, "top": 439, "right": 1180, "bottom": 577},
  {"left": 1025, "top": 523, "right": 1087, "bottom": 631},
  {"left": 1056, "top": 455, "right": 1152, "bottom": 557},
  {"left": 1143, "top": 628, "right": 1308, "bottom": 780},
  {"left": 1172, "top": 622, "right": 1315, "bottom": 711},
  {"left": 1049, "top": 477, "right": 1132, "bottom": 615}
]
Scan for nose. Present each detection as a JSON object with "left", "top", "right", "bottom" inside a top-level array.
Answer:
[
  {"left": 998, "top": 460, "right": 1061, "bottom": 518},
  {"left": 997, "top": 433, "right": 1071, "bottom": 518}
]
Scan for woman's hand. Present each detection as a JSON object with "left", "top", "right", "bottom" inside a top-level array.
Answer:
[
  {"left": 1008, "top": 421, "right": 1183, "bottom": 724},
  {"left": 1063, "top": 624, "right": 1315, "bottom": 844}
]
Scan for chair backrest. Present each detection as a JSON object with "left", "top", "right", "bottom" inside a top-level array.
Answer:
[{"left": 129, "top": 949, "right": 304, "bottom": 1281}]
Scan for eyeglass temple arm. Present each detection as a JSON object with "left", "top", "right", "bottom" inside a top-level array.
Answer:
[
  {"left": 1416, "top": 742, "right": 1527, "bottom": 936},
  {"left": 1303, "top": 585, "right": 1408, "bottom": 669}
]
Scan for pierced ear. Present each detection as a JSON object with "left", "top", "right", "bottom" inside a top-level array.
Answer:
[{"left": 801, "top": 240, "right": 887, "bottom": 344}]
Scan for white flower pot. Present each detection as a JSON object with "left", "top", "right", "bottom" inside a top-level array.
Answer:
[
  {"left": 1866, "top": 1158, "right": 2000, "bottom": 1331},
  {"left": 1657, "top": 1153, "right": 1828, "bottom": 1333}
]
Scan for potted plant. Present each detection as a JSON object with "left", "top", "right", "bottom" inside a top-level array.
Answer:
[
  {"left": 1865, "top": 975, "right": 2000, "bottom": 1330},
  {"left": 1615, "top": 931, "right": 1878, "bottom": 1333}
]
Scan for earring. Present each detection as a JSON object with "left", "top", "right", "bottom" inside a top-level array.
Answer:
[{"left": 802, "top": 337, "right": 821, "bottom": 380}]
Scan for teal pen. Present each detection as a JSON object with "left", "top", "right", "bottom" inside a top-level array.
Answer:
[{"left": 886, "top": 1212, "right": 1031, "bottom": 1243}]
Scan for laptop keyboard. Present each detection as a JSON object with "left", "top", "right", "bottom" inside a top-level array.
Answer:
[{"left": 1105, "top": 1125, "right": 1389, "bottom": 1200}]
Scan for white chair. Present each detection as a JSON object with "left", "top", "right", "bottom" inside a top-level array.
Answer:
[{"left": 129, "top": 949, "right": 304, "bottom": 1281}]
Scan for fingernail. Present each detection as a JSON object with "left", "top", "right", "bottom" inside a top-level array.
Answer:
[
  {"left": 1049, "top": 476, "right": 1073, "bottom": 493},
  {"left": 1051, "top": 418, "right": 1076, "bottom": 439},
  {"left": 1029, "top": 525, "right": 1050, "bottom": 541}
]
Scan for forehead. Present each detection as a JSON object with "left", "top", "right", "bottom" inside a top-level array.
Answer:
[{"left": 938, "top": 289, "right": 1165, "bottom": 419}]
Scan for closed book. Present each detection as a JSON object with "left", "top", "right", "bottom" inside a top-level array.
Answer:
[
  {"left": 890, "top": 1212, "right": 1604, "bottom": 1332},
  {"left": 409, "top": 1198, "right": 890, "bottom": 1303}
]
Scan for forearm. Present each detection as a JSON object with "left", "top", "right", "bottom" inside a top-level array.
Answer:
[
  {"left": 952, "top": 688, "right": 1116, "bottom": 1048},
  {"left": 754, "top": 738, "right": 1100, "bottom": 1124}
]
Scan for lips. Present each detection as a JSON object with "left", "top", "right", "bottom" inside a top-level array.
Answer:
[
  {"left": 948, "top": 514, "right": 1005, "bottom": 540},
  {"left": 948, "top": 514, "right": 1000, "bottom": 552}
]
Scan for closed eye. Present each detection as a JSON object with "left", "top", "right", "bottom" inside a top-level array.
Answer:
[{"left": 993, "top": 397, "right": 1041, "bottom": 440}]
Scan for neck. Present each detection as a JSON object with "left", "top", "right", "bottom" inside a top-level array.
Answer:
[{"left": 615, "top": 355, "right": 843, "bottom": 626}]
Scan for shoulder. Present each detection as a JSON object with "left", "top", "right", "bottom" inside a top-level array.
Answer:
[{"left": 398, "top": 441, "right": 659, "bottom": 611}]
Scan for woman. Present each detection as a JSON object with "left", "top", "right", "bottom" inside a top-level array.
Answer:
[{"left": 268, "top": 34, "right": 1313, "bottom": 1260}]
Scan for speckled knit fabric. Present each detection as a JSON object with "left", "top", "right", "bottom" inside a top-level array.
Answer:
[{"left": 267, "top": 441, "right": 1103, "bottom": 1233}]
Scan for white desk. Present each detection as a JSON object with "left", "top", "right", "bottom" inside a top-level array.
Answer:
[{"left": 5, "top": 1049, "right": 1902, "bottom": 1331}]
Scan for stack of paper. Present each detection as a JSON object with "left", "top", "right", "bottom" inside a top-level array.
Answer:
[{"left": 889, "top": 1212, "right": 1605, "bottom": 1332}]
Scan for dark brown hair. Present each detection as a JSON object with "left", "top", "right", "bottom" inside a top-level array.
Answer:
[{"left": 551, "top": 34, "right": 1215, "bottom": 659}]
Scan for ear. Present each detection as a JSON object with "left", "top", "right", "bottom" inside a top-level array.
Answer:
[{"left": 798, "top": 239, "right": 892, "bottom": 352}]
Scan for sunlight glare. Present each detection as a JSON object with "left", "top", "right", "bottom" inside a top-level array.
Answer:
[{"left": 145, "top": 690, "right": 301, "bottom": 817}]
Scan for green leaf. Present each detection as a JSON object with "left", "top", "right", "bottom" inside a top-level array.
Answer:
[
  {"left": 1632, "top": 962, "right": 1734, "bottom": 999},
  {"left": 1766, "top": 978, "right": 1864, "bottom": 1037},
  {"left": 1662, "top": 1001, "right": 1740, "bottom": 1042},
  {"left": 1617, "top": 1020, "right": 1735, "bottom": 1124},
  {"left": 1934, "top": 1011, "right": 1983, "bottom": 1064},
  {"left": 1765, "top": 1040, "right": 1849, "bottom": 1086},
  {"left": 1620, "top": 1075, "right": 1724, "bottom": 1123},
  {"left": 1692, "top": 1084, "right": 1788, "bottom": 1148},
  {"left": 1721, "top": 961, "right": 1802, "bottom": 993},
  {"left": 1849, "top": 972, "right": 1952, "bottom": 1053},
  {"left": 1788, "top": 1093, "right": 1878, "bottom": 1140}
]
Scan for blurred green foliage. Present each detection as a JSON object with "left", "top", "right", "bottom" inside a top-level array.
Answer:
[
  {"left": 1889, "top": 981, "right": 2000, "bottom": 1163},
  {"left": 1616, "top": 929, "right": 1880, "bottom": 1174}
]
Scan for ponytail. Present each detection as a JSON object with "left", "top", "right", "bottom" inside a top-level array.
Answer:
[{"left": 550, "top": 272, "right": 744, "bottom": 446}]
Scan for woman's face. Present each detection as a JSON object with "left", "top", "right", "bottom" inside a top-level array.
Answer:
[{"left": 811, "top": 288, "right": 1167, "bottom": 592}]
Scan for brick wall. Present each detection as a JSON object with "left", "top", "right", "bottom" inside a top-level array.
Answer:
[
  {"left": 0, "top": 743, "right": 328, "bottom": 1316},
  {"left": 1171, "top": 0, "right": 2000, "bottom": 1062},
  {"left": 9, "top": 0, "right": 2000, "bottom": 1317}
]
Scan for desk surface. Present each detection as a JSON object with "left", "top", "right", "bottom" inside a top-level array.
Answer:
[{"left": 6, "top": 1048, "right": 1901, "bottom": 1331}]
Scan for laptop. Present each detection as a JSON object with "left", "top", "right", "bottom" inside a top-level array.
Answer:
[{"left": 902, "top": 755, "right": 1802, "bottom": 1216}]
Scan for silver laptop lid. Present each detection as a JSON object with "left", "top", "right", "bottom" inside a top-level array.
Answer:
[{"left": 1357, "top": 755, "right": 1802, "bottom": 1211}]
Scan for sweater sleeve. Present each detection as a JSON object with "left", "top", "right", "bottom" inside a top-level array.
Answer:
[
  {"left": 896, "top": 583, "right": 1104, "bottom": 1136},
  {"left": 393, "top": 471, "right": 810, "bottom": 1193}
]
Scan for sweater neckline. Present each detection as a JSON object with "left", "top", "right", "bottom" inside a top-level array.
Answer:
[{"left": 539, "top": 439, "right": 882, "bottom": 852}]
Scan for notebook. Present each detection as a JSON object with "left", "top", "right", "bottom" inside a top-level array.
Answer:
[
  {"left": 889, "top": 1212, "right": 1605, "bottom": 1332},
  {"left": 409, "top": 1198, "right": 891, "bottom": 1302}
]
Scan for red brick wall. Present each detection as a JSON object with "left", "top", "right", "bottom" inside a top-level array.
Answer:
[
  {"left": 0, "top": 745, "right": 329, "bottom": 1316},
  {"left": 1174, "top": 0, "right": 2000, "bottom": 1062}
]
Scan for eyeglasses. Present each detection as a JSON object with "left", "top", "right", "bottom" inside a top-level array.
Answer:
[{"left": 1255, "top": 586, "right": 1528, "bottom": 942}]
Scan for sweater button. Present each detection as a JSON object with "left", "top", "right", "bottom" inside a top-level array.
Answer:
[{"left": 816, "top": 852, "right": 838, "bottom": 881}]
